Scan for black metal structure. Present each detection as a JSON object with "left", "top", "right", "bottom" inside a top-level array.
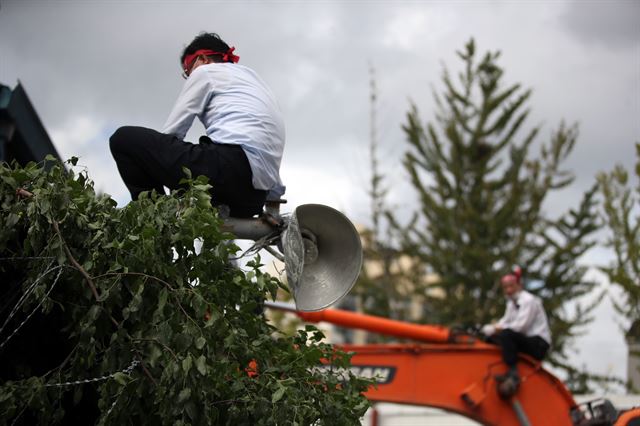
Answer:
[{"left": 0, "top": 81, "right": 61, "bottom": 165}]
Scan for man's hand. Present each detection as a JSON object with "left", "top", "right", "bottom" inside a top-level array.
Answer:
[{"left": 481, "top": 324, "right": 496, "bottom": 336}]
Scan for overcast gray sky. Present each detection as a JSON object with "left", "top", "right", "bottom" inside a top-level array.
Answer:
[{"left": 1, "top": 0, "right": 638, "bottom": 393}]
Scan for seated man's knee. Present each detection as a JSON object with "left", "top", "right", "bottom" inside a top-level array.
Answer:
[
  {"left": 498, "top": 328, "right": 518, "bottom": 339},
  {"left": 110, "top": 126, "right": 132, "bottom": 152},
  {"left": 109, "top": 126, "right": 146, "bottom": 153},
  {"left": 492, "top": 328, "right": 518, "bottom": 346}
]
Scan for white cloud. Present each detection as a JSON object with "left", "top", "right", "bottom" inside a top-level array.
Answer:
[
  {"left": 285, "top": 59, "right": 325, "bottom": 110},
  {"left": 308, "top": 15, "right": 338, "bottom": 41},
  {"left": 49, "top": 115, "right": 103, "bottom": 155},
  {"left": 383, "top": 10, "right": 427, "bottom": 50},
  {"left": 280, "top": 162, "right": 358, "bottom": 216},
  {"left": 48, "top": 114, "right": 129, "bottom": 205},
  {"left": 382, "top": 7, "right": 457, "bottom": 50}
]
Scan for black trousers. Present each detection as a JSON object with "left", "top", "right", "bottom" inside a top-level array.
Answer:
[
  {"left": 490, "top": 328, "right": 550, "bottom": 367},
  {"left": 109, "top": 126, "right": 267, "bottom": 218}
]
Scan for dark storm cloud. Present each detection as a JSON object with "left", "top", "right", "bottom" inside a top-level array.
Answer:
[
  {"left": 1, "top": 1, "right": 637, "bottom": 214},
  {"left": 561, "top": 0, "right": 640, "bottom": 47}
]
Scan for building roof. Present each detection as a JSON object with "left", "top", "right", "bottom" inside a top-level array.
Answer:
[{"left": 0, "top": 82, "right": 61, "bottom": 166}]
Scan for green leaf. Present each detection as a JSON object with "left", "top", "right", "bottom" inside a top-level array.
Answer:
[
  {"left": 113, "top": 372, "right": 128, "bottom": 386},
  {"left": 185, "top": 401, "right": 198, "bottom": 420},
  {"left": 157, "top": 288, "right": 168, "bottom": 311},
  {"left": 128, "top": 292, "right": 143, "bottom": 313},
  {"left": 174, "top": 333, "right": 192, "bottom": 351},
  {"left": 178, "top": 387, "right": 191, "bottom": 403},
  {"left": 195, "top": 336, "right": 206, "bottom": 350},
  {"left": 1, "top": 174, "right": 17, "bottom": 187},
  {"left": 82, "top": 259, "right": 93, "bottom": 271},
  {"left": 272, "top": 384, "right": 286, "bottom": 403},
  {"left": 148, "top": 344, "right": 163, "bottom": 368},
  {"left": 195, "top": 355, "right": 207, "bottom": 376},
  {"left": 86, "top": 305, "right": 101, "bottom": 322},
  {"left": 182, "top": 355, "right": 193, "bottom": 373},
  {"left": 5, "top": 213, "right": 20, "bottom": 228}
]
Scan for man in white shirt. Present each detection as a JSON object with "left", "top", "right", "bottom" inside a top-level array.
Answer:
[
  {"left": 482, "top": 268, "right": 551, "bottom": 396},
  {"left": 109, "top": 32, "right": 285, "bottom": 218}
]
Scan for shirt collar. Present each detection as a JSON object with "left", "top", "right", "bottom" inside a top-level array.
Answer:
[{"left": 508, "top": 290, "right": 522, "bottom": 305}]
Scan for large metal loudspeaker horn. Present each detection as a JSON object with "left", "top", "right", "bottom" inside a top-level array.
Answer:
[{"left": 282, "top": 204, "right": 362, "bottom": 312}]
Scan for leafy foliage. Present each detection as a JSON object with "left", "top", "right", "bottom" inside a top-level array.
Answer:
[
  {"left": 598, "top": 143, "right": 640, "bottom": 390},
  {"left": 0, "top": 158, "right": 370, "bottom": 425},
  {"left": 390, "top": 39, "right": 603, "bottom": 388}
]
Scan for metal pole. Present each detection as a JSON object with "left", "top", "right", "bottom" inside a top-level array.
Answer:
[
  {"left": 221, "top": 217, "right": 278, "bottom": 241},
  {"left": 511, "top": 398, "right": 532, "bottom": 426}
]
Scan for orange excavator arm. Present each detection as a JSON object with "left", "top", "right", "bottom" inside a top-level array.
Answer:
[
  {"left": 296, "top": 308, "right": 451, "bottom": 343},
  {"left": 266, "top": 302, "right": 640, "bottom": 426},
  {"left": 296, "top": 306, "right": 577, "bottom": 425},
  {"left": 337, "top": 343, "right": 576, "bottom": 426}
]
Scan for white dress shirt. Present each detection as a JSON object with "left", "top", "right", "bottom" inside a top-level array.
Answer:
[
  {"left": 162, "top": 62, "right": 286, "bottom": 200},
  {"left": 496, "top": 290, "right": 551, "bottom": 344}
]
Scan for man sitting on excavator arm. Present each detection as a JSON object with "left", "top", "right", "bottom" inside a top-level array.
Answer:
[{"left": 482, "top": 267, "right": 551, "bottom": 397}]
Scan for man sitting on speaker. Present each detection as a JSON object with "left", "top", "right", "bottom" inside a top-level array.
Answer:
[
  {"left": 110, "top": 32, "right": 285, "bottom": 218},
  {"left": 481, "top": 267, "right": 551, "bottom": 397}
]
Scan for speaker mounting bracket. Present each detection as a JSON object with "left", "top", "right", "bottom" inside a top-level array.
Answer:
[{"left": 222, "top": 203, "right": 362, "bottom": 312}]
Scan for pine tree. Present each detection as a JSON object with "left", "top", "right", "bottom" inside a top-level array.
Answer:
[
  {"left": 392, "top": 39, "right": 602, "bottom": 383},
  {"left": 598, "top": 143, "right": 640, "bottom": 391}
]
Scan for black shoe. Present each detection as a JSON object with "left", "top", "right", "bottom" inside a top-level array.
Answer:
[{"left": 496, "top": 372, "right": 520, "bottom": 399}]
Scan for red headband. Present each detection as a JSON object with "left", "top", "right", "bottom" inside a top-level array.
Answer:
[
  {"left": 502, "top": 266, "right": 522, "bottom": 284},
  {"left": 182, "top": 47, "right": 240, "bottom": 72}
]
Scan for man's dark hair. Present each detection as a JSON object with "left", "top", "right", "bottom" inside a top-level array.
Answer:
[{"left": 181, "top": 32, "right": 232, "bottom": 64}]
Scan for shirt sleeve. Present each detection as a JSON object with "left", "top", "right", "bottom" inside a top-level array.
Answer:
[
  {"left": 162, "top": 68, "right": 213, "bottom": 139},
  {"left": 266, "top": 184, "right": 286, "bottom": 201}
]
